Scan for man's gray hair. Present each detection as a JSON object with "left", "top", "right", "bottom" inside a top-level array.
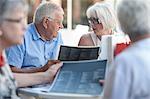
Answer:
[
  {"left": 33, "top": 2, "right": 64, "bottom": 23},
  {"left": 117, "top": 0, "right": 150, "bottom": 40},
  {"left": 86, "top": 2, "right": 117, "bottom": 31},
  {"left": 0, "top": 0, "right": 28, "bottom": 24}
]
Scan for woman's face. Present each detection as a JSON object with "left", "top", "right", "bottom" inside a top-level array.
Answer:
[
  {"left": 88, "top": 17, "right": 112, "bottom": 36},
  {"left": 0, "top": 9, "right": 27, "bottom": 46}
]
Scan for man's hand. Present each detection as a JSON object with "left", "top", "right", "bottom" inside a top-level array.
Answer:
[
  {"left": 44, "top": 62, "right": 63, "bottom": 83},
  {"left": 40, "top": 60, "right": 60, "bottom": 72},
  {"left": 10, "top": 60, "right": 60, "bottom": 73}
]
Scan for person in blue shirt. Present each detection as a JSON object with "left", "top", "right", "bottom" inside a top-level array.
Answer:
[{"left": 6, "top": 2, "right": 64, "bottom": 73}]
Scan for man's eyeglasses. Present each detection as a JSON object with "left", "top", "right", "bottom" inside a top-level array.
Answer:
[
  {"left": 47, "top": 17, "right": 63, "bottom": 25},
  {"left": 88, "top": 17, "right": 101, "bottom": 25}
]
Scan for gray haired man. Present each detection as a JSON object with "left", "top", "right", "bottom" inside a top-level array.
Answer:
[
  {"left": 103, "top": 0, "right": 150, "bottom": 99},
  {"left": 6, "top": 2, "right": 64, "bottom": 73}
]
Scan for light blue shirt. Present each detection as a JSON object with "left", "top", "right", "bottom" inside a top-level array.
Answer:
[{"left": 6, "top": 23, "right": 63, "bottom": 68}]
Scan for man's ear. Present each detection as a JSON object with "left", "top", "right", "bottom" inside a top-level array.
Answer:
[{"left": 42, "top": 17, "right": 48, "bottom": 29}]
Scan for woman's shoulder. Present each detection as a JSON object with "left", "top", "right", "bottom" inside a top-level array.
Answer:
[
  {"left": 81, "top": 32, "right": 95, "bottom": 39},
  {"left": 78, "top": 32, "right": 95, "bottom": 46},
  {"left": 81, "top": 34, "right": 89, "bottom": 39}
]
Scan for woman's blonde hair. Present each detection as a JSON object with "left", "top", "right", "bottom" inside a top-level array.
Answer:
[{"left": 86, "top": 2, "right": 117, "bottom": 31}]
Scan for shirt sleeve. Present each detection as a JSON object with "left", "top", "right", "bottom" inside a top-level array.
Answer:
[
  {"left": 103, "top": 55, "right": 132, "bottom": 99},
  {"left": 5, "top": 44, "right": 25, "bottom": 68}
]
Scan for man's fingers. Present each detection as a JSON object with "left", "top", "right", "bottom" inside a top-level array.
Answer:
[
  {"left": 55, "top": 62, "right": 63, "bottom": 69},
  {"left": 50, "top": 62, "right": 63, "bottom": 70},
  {"left": 52, "top": 60, "right": 60, "bottom": 63},
  {"left": 48, "top": 60, "right": 60, "bottom": 65}
]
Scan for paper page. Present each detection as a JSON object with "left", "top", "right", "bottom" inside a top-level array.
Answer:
[
  {"left": 58, "top": 45, "right": 100, "bottom": 61},
  {"left": 49, "top": 60, "right": 107, "bottom": 95}
]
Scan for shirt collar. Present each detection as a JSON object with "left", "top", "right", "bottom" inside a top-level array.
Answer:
[
  {"left": 30, "top": 23, "right": 59, "bottom": 42},
  {"left": 30, "top": 23, "right": 42, "bottom": 41},
  {"left": 44, "top": 36, "right": 58, "bottom": 43},
  {"left": 53, "top": 37, "right": 57, "bottom": 42}
]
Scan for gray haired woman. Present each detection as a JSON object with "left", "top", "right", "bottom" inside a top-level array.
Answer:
[
  {"left": 78, "top": 1, "right": 117, "bottom": 46},
  {"left": 0, "top": 0, "right": 62, "bottom": 98},
  {"left": 103, "top": 0, "right": 150, "bottom": 99}
]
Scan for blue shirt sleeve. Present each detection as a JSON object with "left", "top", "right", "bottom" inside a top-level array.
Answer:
[{"left": 6, "top": 44, "right": 25, "bottom": 68}]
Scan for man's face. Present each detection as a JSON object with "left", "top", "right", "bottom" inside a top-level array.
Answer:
[{"left": 45, "top": 12, "right": 64, "bottom": 40}]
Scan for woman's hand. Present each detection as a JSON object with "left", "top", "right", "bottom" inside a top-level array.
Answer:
[{"left": 99, "top": 79, "right": 105, "bottom": 86}]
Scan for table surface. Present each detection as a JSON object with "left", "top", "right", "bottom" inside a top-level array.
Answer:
[{"left": 18, "top": 88, "right": 102, "bottom": 99}]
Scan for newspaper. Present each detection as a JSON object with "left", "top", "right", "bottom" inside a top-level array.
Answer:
[
  {"left": 48, "top": 60, "right": 107, "bottom": 96},
  {"left": 58, "top": 45, "right": 100, "bottom": 61},
  {"left": 18, "top": 60, "right": 106, "bottom": 98}
]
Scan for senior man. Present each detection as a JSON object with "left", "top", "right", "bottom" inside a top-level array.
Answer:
[{"left": 6, "top": 2, "right": 64, "bottom": 73}]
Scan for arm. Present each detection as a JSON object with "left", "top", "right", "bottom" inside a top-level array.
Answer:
[
  {"left": 11, "top": 60, "right": 60, "bottom": 73},
  {"left": 14, "top": 62, "right": 63, "bottom": 87},
  {"left": 78, "top": 34, "right": 94, "bottom": 46}
]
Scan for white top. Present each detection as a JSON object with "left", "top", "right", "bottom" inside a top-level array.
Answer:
[
  {"left": 103, "top": 38, "right": 150, "bottom": 99},
  {"left": 90, "top": 33, "right": 101, "bottom": 46}
]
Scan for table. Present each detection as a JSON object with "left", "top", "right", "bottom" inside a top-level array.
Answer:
[{"left": 18, "top": 88, "right": 102, "bottom": 99}]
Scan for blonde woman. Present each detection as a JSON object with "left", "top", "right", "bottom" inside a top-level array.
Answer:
[{"left": 78, "top": 2, "right": 117, "bottom": 46}]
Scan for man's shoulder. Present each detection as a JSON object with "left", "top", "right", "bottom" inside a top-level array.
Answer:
[
  {"left": 24, "top": 23, "right": 35, "bottom": 39},
  {"left": 26, "top": 23, "right": 35, "bottom": 33}
]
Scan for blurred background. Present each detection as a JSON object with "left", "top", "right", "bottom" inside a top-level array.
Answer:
[
  {"left": 26, "top": 0, "right": 122, "bottom": 46},
  {"left": 27, "top": 0, "right": 119, "bottom": 29}
]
